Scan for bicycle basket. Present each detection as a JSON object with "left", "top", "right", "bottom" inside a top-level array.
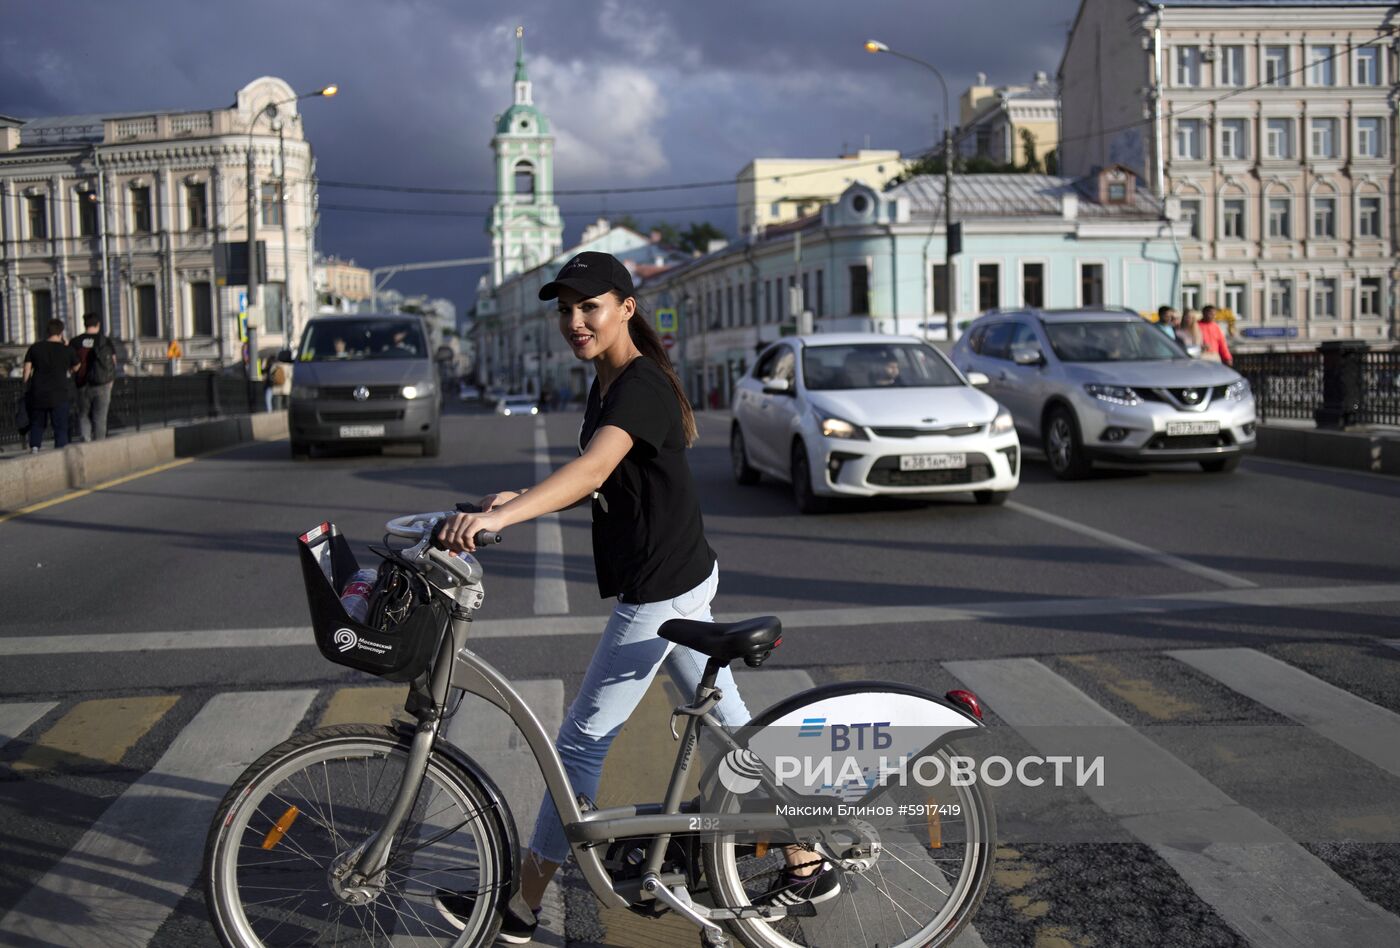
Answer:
[{"left": 297, "top": 521, "right": 450, "bottom": 682}]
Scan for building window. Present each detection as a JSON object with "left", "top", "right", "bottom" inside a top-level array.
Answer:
[
  {"left": 814, "top": 268, "right": 824, "bottom": 317},
  {"left": 27, "top": 195, "right": 47, "bottom": 239},
  {"left": 1181, "top": 283, "right": 1202, "bottom": 311},
  {"left": 1174, "top": 46, "right": 1200, "bottom": 87},
  {"left": 1267, "top": 198, "right": 1291, "bottom": 239},
  {"left": 187, "top": 183, "right": 208, "bottom": 230},
  {"left": 1312, "top": 278, "right": 1337, "bottom": 319},
  {"left": 190, "top": 281, "right": 213, "bottom": 336},
  {"left": 1265, "top": 118, "right": 1293, "bottom": 159},
  {"left": 136, "top": 284, "right": 159, "bottom": 337},
  {"left": 932, "top": 264, "right": 950, "bottom": 315},
  {"left": 1222, "top": 198, "right": 1246, "bottom": 239},
  {"left": 1355, "top": 47, "right": 1380, "bottom": 86},
  {"left": 1358, "top": 196, "right": 1382, "bottom": 237},
  {"left": 1080, "top": 263, "right": 1105, "bottom": 307},
  {"left": 1179, "top": 199, "right": 1201, "bottom": 238},
  {"left": 31, "top": 289, "right": 53, "bottom": 338},
  {"left": 800, "top": 272, "right": 810, "bottom": 322},
  {"left": 260, "top": 182, "right": 282, "bottom": 227},
  {"left": 1309, "top": 118, "right": 1338, "bottom": 159},
  {"left": 82, "top": 286, "right": 103, "bottom": 322},
  {"left": 977, "top": 264, "right": 999, "bottom": 311},
  {"left": 1174, "top": 119, "right": 1204, "bottom": 160},
  {"left": 1220, "top": 118, "right": 1249, "bottom": 160},
  {"left": 1356, "top": 117, "right": 1385, "bottom": 159},
  {"left": 263, "top": 282, "right": 285, "bottom": 334},
  {"left": 849, "top": 264, "right": 870, "bottom": 315},
  {"left": 1022, "top": 262, "right": 1044, "bottom": 308},
  {"left": 1307, "top": 46, "right": 1335, "bottom": 86},
  {"left": 1264, "top": 46, "right": 1290, "bottom": 86},
  {"left": 725, "top": 285, "right": 735, "bottom": 327},
  {"left": 1220, "top": 46, "right": 1245, "bottom": 86},
  {"left": 1312, "top": 197, "right": 1336, "bottom": 239},
  {"left": 1268, "top": 279, "right": 1293, "bottom": 320},
  {"left": 1358, "top": 278, "right": 1382, "bottom": 318},
  {"left": 131, "top": 185, "right": 153, "bottom": 234},
  {"left": 77, "top": 190, "right": 98, "bottom": 237},
  {"left": 514, "top": 162, "right": 535, "bottom": 203},
  {"left": 1224, "top": 282, "right": 1247, "bottom": 322}
]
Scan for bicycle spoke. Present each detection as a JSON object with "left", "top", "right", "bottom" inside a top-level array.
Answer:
[{"left": 874, "top": 862, "right": 910, "bottom": 941}]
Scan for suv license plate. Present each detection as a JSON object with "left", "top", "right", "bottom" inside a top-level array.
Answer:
[
  {"left": 900, "top": 453, "right": 967, "bottom": 471},
  {"left": 339, "top": 425, "right": 386, "bottom": 438},
  {"left": 1166, "top": 421, "right": 1220, "bottom": 436}
]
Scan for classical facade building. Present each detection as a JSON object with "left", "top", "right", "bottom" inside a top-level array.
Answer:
[
  {"left": 315, "top": 255, "right": 372, "bottom": 313},
  {"left": 737, "top": 150, "right": 906, "bottom": 234},
  {"left": 1058, "top": 0, "right": 1398, "bottom": 343},
  {"left": 953, "top": 72, "right": 1060, "bottom": 168},
  {"left": 0, "top": 76, "right": 318, "bottom": 371}
]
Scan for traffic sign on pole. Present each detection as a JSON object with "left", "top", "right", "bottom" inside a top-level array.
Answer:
[
  {"left": 661, "top": 332, "right": 676, "bottom": 350},
  {"left": 656, "top": 307, "right": 677, "bottom": 333}
]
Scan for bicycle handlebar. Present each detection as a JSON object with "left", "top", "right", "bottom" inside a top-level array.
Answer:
[{"left": 384, "top": 508, "right": 503, "bottom": 549}]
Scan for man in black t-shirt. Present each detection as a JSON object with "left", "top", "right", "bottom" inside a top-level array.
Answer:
[
  {"left": 71, "top": 313, "right": 118, "bottom": 441},
  {"left": 23, "top": 318, "right": 80, "bottom": 452}
]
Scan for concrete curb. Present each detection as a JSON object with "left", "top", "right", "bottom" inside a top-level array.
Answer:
[
  {"left": 1255, "top": 424, "right": 1400, "bottom": 476},
  {"left": 1, "top": 412, "right": 288, "bottom": 514}
]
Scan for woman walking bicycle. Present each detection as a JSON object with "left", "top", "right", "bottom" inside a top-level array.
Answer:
[{"left": 435, "top": 252, "right": 832, "bottom": 942}]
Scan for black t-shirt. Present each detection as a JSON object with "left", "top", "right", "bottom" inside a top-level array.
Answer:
[
  {"left": 580, "top": 356, "right": 714, "bottom": 602},
  {"left": 24, "top": 340, "right": 79, "bottom": 409}
]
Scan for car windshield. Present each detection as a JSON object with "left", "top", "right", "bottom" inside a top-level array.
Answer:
[
  {"left": 1044, "top": 321, "right": 1187, "bottom": 362},
  {"left": 298, "top": 319, "right": 427, "bottom": 362},
  {"left": 802, "top": 344, "right": 963, "bottom": 390}
]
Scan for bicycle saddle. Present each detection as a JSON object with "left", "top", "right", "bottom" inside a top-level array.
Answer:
[{"left": 658, "top": 615, "right": 783, "bottom": 667}]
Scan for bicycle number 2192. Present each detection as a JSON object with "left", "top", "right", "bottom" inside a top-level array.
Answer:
[{"left": 688, "top": 817, "right": 720, "bottom": 831}]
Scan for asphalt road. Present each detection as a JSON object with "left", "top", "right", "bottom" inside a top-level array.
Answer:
[{"left": 2, "top": 401, "right": 1399, "bottom": 947}]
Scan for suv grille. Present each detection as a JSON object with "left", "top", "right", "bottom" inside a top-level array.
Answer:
[{"left": 1145, "top": 431, "right": 1236, "bottom": 450}]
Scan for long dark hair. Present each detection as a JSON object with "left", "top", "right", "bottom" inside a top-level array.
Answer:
[{"left": 619, "top": 293, "right": 697, "bottom": 447}]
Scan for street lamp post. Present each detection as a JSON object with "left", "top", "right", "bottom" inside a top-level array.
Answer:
[{"left": 865, "top": 41, "right": 956, "bottom": 340}]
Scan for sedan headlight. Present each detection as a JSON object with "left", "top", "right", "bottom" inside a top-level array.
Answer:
[
  {"left": 1225, "top": 378, "right": 1251, "bottom": 401},
  {"left": 401, "top": 383, "right": 435, "bottom": 400},
  {"left": 290, "top": 384, "right": 317, "bottom": 399},
  {"left": 990, "top": 408, "right": 1014, "bottom": 435},
  {"left": 1085, "top": 383, "right": 1139, "bottom": 406},
  {"left": 819, "top": 415, "right": 868, "bottom": 440}
]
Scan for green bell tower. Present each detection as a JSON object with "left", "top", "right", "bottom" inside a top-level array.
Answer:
[{"left": 489, "top": 26, "right": 563, "bottom": 286}]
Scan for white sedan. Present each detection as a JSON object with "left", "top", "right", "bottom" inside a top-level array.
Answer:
[
  {"left": 730, "top": 334, "right": 1020, "bottom": 513},
  {"left": 495, "top": 394, "right": 539, "bottom": 416}
]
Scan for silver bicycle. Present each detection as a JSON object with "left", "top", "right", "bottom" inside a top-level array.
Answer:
[{"left": 203, "top": 509, "right": 996, "bottom": 947}]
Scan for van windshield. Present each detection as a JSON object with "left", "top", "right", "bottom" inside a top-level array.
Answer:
[{"left": 298, "top": 319, "right": 427, "bottom": 362}]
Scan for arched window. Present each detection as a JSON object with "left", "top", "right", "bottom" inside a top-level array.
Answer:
[{"left": 514, "top": 162, "right": 535, "bottom": 203}]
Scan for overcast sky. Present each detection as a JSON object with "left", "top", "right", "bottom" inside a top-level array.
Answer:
[{"left": 3, "top": 0, "right": 1078, "bottom": 312}]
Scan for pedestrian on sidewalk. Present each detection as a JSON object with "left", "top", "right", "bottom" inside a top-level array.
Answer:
[
  {"left": 70, "top": 313, "right": 118, "bottom": 441},
  {"left": 1178, "top": 309, "right": 1204, "bottom": 355},
  {"left": 1156, "top": 305, "right": 1180, "bottom": 341},
  {"left": 1199, "top": 305, "right": 1233, "bottom": 366},
  {"left": 433, "top": 251, "right": 834, "bottom": 942},
  {"left": 22, "top": 319, "right": 80, "bottom": 452}
]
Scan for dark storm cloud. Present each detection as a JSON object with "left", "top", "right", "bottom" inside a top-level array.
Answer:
[{"left": 3, "top": 0, "right": 1077, "bottom": 308}]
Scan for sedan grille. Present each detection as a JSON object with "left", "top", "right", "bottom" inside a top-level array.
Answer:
[
  {"left": 866, "top": 452, "right": 993, "bottom": 487},
  {"left": 870, "top": 424, "right": 984, "bottom": 438}
]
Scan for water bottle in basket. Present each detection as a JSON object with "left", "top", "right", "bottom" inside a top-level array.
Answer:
[{"left": 339, "top": 568, "right": 378, "bottom": 624}]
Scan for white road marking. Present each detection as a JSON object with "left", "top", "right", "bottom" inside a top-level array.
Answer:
[
  {"left": 1170, "top": 647, "right": 1400, "bottom": 780},
  {"left": 1006, "top": 501, "right": 1257, "bottom": 589},
  {"left": 944, "top": 657, "right": 1400, "bottom": 947},
  {"left": 6, "top": 582, "right": 1400, "bottom": 655},
  {"left": 533, "top": 418, "right": 569, "bottom": 616},
  {"left": 0, "top": 689, "right": 316, "bottom": 947},
  {"left": 0, "top": 701, "right": 57, "bottom": 750}
]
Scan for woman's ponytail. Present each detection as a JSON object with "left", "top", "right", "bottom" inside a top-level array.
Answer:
[{"left": 623, "top": 295, "right": 697, "bottom": 447}]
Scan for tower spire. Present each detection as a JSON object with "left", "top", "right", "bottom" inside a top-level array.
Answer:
[{"left": 514, "top": 26, "right": 527, "bottom": 83}]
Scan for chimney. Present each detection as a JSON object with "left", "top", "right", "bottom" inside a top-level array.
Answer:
[
  {"left": 1061, "top": 193, "right": 1079, "bottom": 220},
  {"left": 0, "top": 127, "right": 20, "bottom": 152},
  {"left": 1034, "top": 70, "right": 1048, "bottom": 85},
  {"left": 976, "top": 72, "right": 988, "bottom": 85}
]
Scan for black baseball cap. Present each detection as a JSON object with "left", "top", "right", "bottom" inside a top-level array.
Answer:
[{"left": 538, "top": 251, "right": 635, "bottom": 301}]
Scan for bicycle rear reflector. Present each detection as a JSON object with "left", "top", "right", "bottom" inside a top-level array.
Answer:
[
  {"left": 262, "top": 805, "right": 300, "bottom": 850},
  {"left": 926, "top": 798, "right": 943, "bottom": 849}
]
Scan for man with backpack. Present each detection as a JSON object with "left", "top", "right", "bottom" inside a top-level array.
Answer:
[{"left": 71, "top": 313, "right": 118, "bottom": 441}]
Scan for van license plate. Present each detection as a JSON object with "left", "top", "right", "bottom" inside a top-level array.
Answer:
[
  {"left": 339, "top": 425, "right": 386, "bottom": 438},
  {"left": 900, "top": 453, "right": 967, "bottom": 471},
  {"left": 1165, "top": 421, "right": 1219, "bottom": 436}
]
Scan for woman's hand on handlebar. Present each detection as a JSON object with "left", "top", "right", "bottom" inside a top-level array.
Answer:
[
  {"left": 480, "top": 490, "right": 520, "bottom": 511},
  {"left": 437, "top": 508, "right": 507, "bottom": 553}
]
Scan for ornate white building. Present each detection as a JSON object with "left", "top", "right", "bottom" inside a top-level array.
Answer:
[{"left": 0, "top": 76, "right": 318, "bottom": 371}]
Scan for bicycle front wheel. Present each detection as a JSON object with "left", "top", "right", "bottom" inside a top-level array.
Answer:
[{"left": 204, "top": 724, "right": 511, "bottom": 948}]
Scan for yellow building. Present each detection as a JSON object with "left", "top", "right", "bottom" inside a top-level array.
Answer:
[
  {"left": 954, "top": 72, "right": 1060, "bottom": 169},
  {"left": 736, "top": 150, "right": 906, "bottom": 233}
]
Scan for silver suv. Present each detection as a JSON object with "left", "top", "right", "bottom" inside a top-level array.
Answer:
[{"left": 950, "top": 309, "right": 1256, "bottom": 478}]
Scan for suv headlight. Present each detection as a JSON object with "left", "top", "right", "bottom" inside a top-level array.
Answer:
[
  {"left": 401, "top": 383, "right": 435, "bottom": 399},
  {"left": 290, "top": 384, "right": 317, "bottom": 399},
  {"left": 1225, "top": 379, "right": 1250, "bottom": 401},
  {"left": 990, "top": 408, "right": 1014, "bottom": 435},
  {"left": 1085, "top": 383, "right": 1140, "bottom": 406},
  {"left": 819, "top": 415, "right": 868, "bottom": 440}
]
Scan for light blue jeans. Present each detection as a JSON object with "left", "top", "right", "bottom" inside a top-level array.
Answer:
[{"left": 527, "top": 561, "right": 751, "bottom": 863}]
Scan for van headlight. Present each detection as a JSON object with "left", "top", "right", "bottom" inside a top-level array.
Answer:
[
  {"left": 401, "top": 383, "right": 434, "bottom": 399},
  {"left": 290, "top": 384, "right": 317, "bottom": 399},
  {"left": 819, "top": 415, "right": 868, "bottom": 440},
  {"left": 1085, "top": 383, "right": 1139, "bottom": 406},
  {"left": 1225, "top": 379, "right": 1250, "bottom": 401},
  {"left": 990, "top": 408, "right": 1014, "bottom": 434}
]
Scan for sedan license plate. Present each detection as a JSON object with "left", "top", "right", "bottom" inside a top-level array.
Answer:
[
  {"left": 900, "top": 453, "right": 967, "bottom": 471},
  {"left": 339, "top": 424, "right": 386, "bottom": 438},
  {"left": 1165, "top": 421, "right": 1220, "bottom": 436}
]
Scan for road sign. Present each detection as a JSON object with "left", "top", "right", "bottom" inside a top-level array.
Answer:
[
  {"left": 1242, "top": 327, "right": 1298, "bottom": 339},
  {"left": 238, "top": 292, "right": 248, "bottom": 343},
  {"left": 661, "top": 332, "right": 676, "bottom": 350},
  {"left": 656, "top": 307, "right": 677, "bottom": 333}
]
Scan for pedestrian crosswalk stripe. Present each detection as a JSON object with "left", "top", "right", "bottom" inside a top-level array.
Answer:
[
  {"left": 944, "top": 657, "right": 1400, "bottom": 947},
  {"left": 12, "top": 694, "right": 179, "bottom": 773},
  {"left": 317, "top": 684, "right": 408, "bottom": 727},
  {"left": 1170, "top": 647, "right": 1400, "bottom": 780},
  {"left": 0, "top": 688, "right": 316, "bottom": 947},
  {"left": 0, "top": 701, "right": 57, "bottom": 751}
]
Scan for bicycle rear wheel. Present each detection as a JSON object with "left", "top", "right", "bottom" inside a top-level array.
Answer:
[{"left": 204, "top": 724, "right": 512, "bottom": 948}]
